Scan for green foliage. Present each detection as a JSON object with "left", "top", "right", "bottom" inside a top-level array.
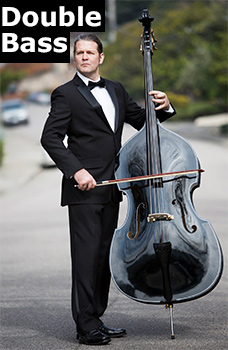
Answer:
[
  {"left": 0, "top": 69, "right": 26, "bottom": 95},
  {"left": 101, "top": 1, "right": 227, "bottom": 119},
  {"left": 174, "top": 100, "right": 220, "bottom": 121},
  {"left": 220, "top": 124, "right": 228, "bottom": 135}
]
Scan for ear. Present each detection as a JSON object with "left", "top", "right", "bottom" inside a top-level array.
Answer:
[{"left": 99, "top": 53, "right": 105, "bottom": 65}]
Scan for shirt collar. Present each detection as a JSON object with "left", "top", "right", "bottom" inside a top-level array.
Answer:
[{"left": 77, "top": 71, "right": 101, "bottom": 86}]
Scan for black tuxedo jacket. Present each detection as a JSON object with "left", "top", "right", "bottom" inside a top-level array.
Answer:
[{"left": 41, "top": 74, "right": 175, "bottom": 206}]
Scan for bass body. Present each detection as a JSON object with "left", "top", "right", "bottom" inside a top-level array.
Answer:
[{"left": 110, "top": 123, "right": 223, "bottom": 304}]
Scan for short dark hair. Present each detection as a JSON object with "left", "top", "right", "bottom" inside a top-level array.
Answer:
[{"left": 73, "top": 33, "right": 103, "bottom": 56}]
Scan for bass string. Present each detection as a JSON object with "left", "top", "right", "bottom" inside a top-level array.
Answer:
[
  {"left": 144, "top": 51, "right": 165, "bottom": 245},
  {"left": 144, "top": 61, "right": 153, "bottom": 217},
  {"left": 147, "top": 104, "right": 165, "bottom": 246},
  {"left": 152, "top": 120, "right": 165, "bottom": 245},
  {"left": 146, "top": 95, "right": 154, "bottom": 216},
  {"left": 144, "top": 67, "right": 154, "bottom": 219}
]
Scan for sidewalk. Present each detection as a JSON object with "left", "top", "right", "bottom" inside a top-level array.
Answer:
[
  {"left": 195, "top": 113, "right": 228, "bottom": 127},
  {"left": 165, "top": 113, "right": 228, "bottom": 146},
  {"left": 0, "top": 127, "right": 42, "bottom": 195}
]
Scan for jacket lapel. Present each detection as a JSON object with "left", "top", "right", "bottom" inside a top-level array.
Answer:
[
  {"left": 73, "top": 74, "right": 119, "bottom": 132},
  {"left": 105, "top": 80, "right": 119, "bottom": 132}
]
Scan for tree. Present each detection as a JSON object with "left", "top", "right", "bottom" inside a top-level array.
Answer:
[{"left": 101, "top": 1, "right": 227, "bottom": 118}]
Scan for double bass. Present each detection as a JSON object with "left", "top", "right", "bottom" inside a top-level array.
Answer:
[{"left": 109, "top": 9, "right": 223, "bottom": 338}]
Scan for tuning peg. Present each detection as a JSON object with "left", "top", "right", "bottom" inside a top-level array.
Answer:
[
  {"left": 139, "top": 34, "right": 143, "bottom": 52},
  {"left": 151, "top": 29, "right": 158, "bottom": 51}
]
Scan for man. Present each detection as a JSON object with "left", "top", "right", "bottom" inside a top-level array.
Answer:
[{"left": 41, "top": 33, "right": 175, "bottom": 345}]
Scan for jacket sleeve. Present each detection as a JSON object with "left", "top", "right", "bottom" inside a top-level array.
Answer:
[
  {"left": 121, "top": 83, "right": 176, "bottom": 130},
  {"left": 40, "top": 87, "right": 83, "bottom": 179},
  {"left": 156, "top": 103, "right": 176, "bottom": 123}
]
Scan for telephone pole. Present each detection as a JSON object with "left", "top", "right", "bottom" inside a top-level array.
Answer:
[{"left": 107, "top": 0, "right": 117, "bottom": 43}]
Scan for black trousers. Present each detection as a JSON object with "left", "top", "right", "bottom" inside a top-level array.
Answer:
[{"left": 68, "top": 201, "right": 119, "bottom": 335}]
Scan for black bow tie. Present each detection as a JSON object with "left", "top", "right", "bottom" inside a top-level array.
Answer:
[{"left": 88, "top": 78, "right": 106, "bottom": 90}]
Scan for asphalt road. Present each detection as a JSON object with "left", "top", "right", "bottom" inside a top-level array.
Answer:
[{"left": 0, "top": 104, "right": 227, "bottom": 349}]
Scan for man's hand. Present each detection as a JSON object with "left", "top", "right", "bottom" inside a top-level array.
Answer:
[
  {"left": 149, "top": 90, "right": 170, "bottom": 111},
  {"left": 74, "top": 168, "right": 96, "bottom": 191}
]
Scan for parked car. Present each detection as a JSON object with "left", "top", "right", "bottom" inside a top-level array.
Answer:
[
  {"left": 27, "top": 92, "right": 50, "bottom": 105},
  {"left": 1, "top": 99, "right": 29, "bottom": 126}
]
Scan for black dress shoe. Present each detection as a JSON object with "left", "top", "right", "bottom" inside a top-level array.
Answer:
[
  {"left": 78, "top": 329, "right": 111, "bottom": 345},
  {"left": 99, "top": 324, "right": 127, "bottom": 338}
]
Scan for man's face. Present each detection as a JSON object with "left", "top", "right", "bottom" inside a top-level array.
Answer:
[{"left": 74, "top": 40, "right": 104, "bottom": 80}]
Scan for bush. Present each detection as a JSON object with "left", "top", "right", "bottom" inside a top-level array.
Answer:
[
  {"left": 173, "top": 101, "right": 221, "bottom": 121},
  {"left": 220, "top": 124, "right": 228, "bottom": 135}
]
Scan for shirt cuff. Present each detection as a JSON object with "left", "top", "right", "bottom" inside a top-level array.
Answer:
[{"left": 164, "top": 104, "right": 174, "bottom": 113}]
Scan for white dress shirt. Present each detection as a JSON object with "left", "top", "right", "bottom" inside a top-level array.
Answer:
[{"left": 77, "top": 71, "right": 116, "bottom": 131}]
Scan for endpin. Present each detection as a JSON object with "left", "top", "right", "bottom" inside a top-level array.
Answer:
[{"left": 166, "top": 304, "right": 175, "bottom": 339}]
